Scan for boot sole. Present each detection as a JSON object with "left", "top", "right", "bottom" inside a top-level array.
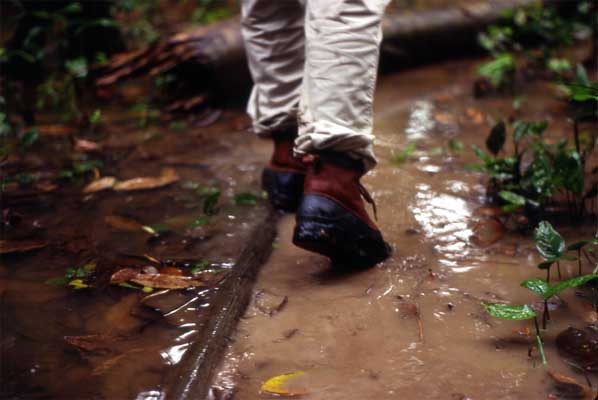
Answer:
[{"left": 292, "top": 194, "right": 391, "bottom": 268}]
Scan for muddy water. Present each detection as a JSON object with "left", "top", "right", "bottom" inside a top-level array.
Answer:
[
  {"left": 1, "top": 105, "right": 272, "bottom": 399},
  {"left": 212, "top": 59, "right": 597, "bottom": 399}
]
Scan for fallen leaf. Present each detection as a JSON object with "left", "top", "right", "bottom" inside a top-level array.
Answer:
[
  {"left": 260, "top": 371, "right": 308, "bottom": 397},
  {"left": 0, "top": 239, "right": 48, "bottom": 254},
  {"left": 547, "top": 371, "right": 596, "bottom": 399},
  {"left": 470, "top": 218, "right": 505, "bottom": 247},
  {"left": 105, "top": 215, "right": 143, "bottom": 232},
  {"left": 254, "top": 290, "right": 288, "bottom": 316},
  {"left": 35, "top": 181, "right": 58, "bottom": 192},
  {"left": 37, "top": 124, "right": 77, "bottom": 137},
  {"left": 74, "top": 138, "right": 102, "bottom": 152},
  {"left": 83, "top": 176, "right": 117, "bottom": 193},
  {"left": 113, "top": 168, "right": 179, "bottom": 191},
  {"left": 111, "top": 268, "right": 207, "bottom": 289},
  {"left": 160, "top": 267, "right": 183, "bottom": 276},
  {"left": 464, "top": 107, "right": 485, "bottom": 124}
]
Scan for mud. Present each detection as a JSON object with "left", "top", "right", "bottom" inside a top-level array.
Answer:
[{"left": 211, "top": 59, "right": 598, "bottom": 400}]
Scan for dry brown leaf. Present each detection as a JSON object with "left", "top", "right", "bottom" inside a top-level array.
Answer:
[
  {"left": 470, "top": 218, "right": 505, "bottom": 247},
  {"left": 111, "top": 267, "right": 207, "bottom": 289},
  {"left": 434, "top": 112, "right": 458, "bottom": 125},
  {"left": 0, "top": 239, "right": 48, "bottom": 254},
  {"left": 159, "top": 267, "right": 184, "bottom": 276},
  {"left": 104, "top": 215, "right": 143, "bottom": 232},
  {"left": 83, "top": 177, "right": 117, "bottom": 193},
  {"left": 35, "top": 181, "right": 58, "bottom": 192},
  {"left": 547, "top": 371, "right": 596, "bottom": 399},
  {"left": 464, "top": 107, "right": 485, "bottom": 124},
  {"left": 113, "top": 168, "right": 179, "bottom": 191}
]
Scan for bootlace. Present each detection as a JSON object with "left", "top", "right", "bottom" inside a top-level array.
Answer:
[{"left": 358, "top": 183, "right": 378, "bottom": 221}]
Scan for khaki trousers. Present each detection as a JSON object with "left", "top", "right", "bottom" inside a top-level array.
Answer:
[{"left": 241, "top": 0, "right": 390, "bottom": 170}]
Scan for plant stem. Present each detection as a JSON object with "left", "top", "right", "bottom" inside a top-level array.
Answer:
[
  {"left": 578, "top": 249, "right": 583, "bottom": 276},
  {"left": 546, "top": 267, "right": 551, "bottom": 284},
  {"left": 557, "top": 261, "right": 562, "bottom": 280},
  {"left": 536, "top": 334, "right": 547, "bottom": 365}
]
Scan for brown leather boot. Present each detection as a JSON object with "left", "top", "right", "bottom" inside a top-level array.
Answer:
[
  {"left": 292, "top": 153, "right": 391, "bottom": 268},
  {"left": 262, "top": 127, "right": 306, "bottom": 212}
]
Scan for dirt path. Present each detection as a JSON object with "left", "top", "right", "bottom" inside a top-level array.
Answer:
[{"left": 210, "top": 59, "right": 597, "bottom": 399}]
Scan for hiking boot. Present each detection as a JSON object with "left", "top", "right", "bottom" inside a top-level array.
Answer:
[
  {"left": 261, "top": 127, "right": 306, "bottom": 212},
  {"left": 292, "top": 153, "right": 391, "bottom": 268}
]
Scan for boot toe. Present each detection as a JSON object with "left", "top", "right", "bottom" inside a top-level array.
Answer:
[{"left": 293, "top": 194, "right": 391, "bottom": 268}]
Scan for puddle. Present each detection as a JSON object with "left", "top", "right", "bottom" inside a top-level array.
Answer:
[
  {"left": 212, "top": 58, "right": 597, "bottom": 399},
  {"left": 1, "top": 107, "right": 273, "bottom": 399}
]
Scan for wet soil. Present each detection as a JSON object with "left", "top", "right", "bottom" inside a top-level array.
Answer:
[
  {"left": 1, "top": 104, "right": 274, "bottom": 399},
  {"left": 211, "top": 59, "right": 598, "bottom": 399}
]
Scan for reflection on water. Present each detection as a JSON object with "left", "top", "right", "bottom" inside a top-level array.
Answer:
[{"left": 405, "top": 100, "right": 435, "bottom": 141}]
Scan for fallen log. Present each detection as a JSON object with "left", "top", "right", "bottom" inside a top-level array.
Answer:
[{"left": 95, "top": 0, "right": 540, "bottom": 100}]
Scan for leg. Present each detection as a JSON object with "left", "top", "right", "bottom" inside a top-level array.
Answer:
[
  {"left": 293, "top": 0, "right": 391, "bottom": 268},
  {"left": 241, "top": 0, "right": 305, "bottom": 137},
  {"left": 296, "top": 0, "right": 390, "bottom": 171}
]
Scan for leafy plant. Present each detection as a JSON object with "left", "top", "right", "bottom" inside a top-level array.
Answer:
[
  {"left": 234, "top": 192, "right": 261, "bottom": 206},
  {"left": 469, "top": 119, "right": 592, "bottom": 220}
]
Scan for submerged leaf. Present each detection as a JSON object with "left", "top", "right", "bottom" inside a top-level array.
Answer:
[
  {"left": 482, "top": 303, "right": 536, "bottom": 320},
  {"left": 110, "top": 268, "right": 208, "bottom": 289},
  {"left": 0, "top": 239, "right": 48, "bottom": 254},
  {"left": 83, "top": 176, "right": 116, "bottom": 193},
  {"left": 470, "top": 218, "right": 505, "bottom": 247},
  {"left": 114, "top": 168, "right": 179, "bottom": 191}
]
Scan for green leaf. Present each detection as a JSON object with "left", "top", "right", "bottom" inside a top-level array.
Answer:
[
  {"left": 521, "top": 278, "right": 549, "bottom": 297},
  {"left": 482, "top": 303, "right": 536, "bottom": 320},
  {"left": 391, "top": 143, "right": 416, "bottom": 164},
  {"left": 534, "top": 221, "right": 565, "bottom": 260},
  {"left": 567, "top": 240, "right": 589, "bottom": 251},
  {"left": 190, "top": 260, "right": 210, "bottom": 274},
  {"left": 486, "top": 120, "right": 506, "bottom": 156},
  {"left": 499, "top": 191, "right": 526, "bottom": 210},
  {"left": 203, "top": 189, "right": 221, "bottom": 215},
  {"left": 89, "top": 109, "right": 102, "bottom": 125},
  {"left": 116, "top": 282, "right": 141, "bottom": 290},
  {"left": 544, "top": 274, "right": 598, "bottom": 299},
  {"left": 189, "top": 217, "right": 209, "bottom": 228},
  {"left": 477, "top": 54, "right": 514, "bottom": 87},
  {"left": 20, "top": 128, "right": 39, "bottom": 148},
  {"left": 472, "top": 145, "right": 491, "bottom": 163},
  {"left": 234, "top": 192, "right": 260, "bottom": 206},
  {"left": 65, "top": 58, "right": 88, "bottom": 79}
]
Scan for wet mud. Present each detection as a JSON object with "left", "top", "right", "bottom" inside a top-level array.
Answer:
[{"left": 211, "top": 59, "right": 598, "bottom": 400}]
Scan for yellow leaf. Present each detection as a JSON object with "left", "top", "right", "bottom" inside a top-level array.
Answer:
[{"left": 260, "top": 371, "right": 308, "bottom": 397}]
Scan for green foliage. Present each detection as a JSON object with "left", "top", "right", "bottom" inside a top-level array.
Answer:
[
  {"left": 46, "top": 262, "right": 96, "bottom": 289},
  {"left": 482, "top": 303, "right": 536, "bottom": 320},
  {"left": 234, "top": 192, "right": 261, "bottom": 206},
  {"left": 192, "top": 0, "right": 233, "bottom": 24},
  {"left": 477, "top": 54, "right": 515, "bottom": 88},
  {"left": 476, "top": 3, "right": 592, "bottom": 88},
  {"left": 392, "top": 143, "right": 417, "bottom": 164},
  {"left": 471, "top": 119, "right": 591, "bottom": 217},
  {"left": 534, "top": 221, "right": 565, "bottom": 260}
]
